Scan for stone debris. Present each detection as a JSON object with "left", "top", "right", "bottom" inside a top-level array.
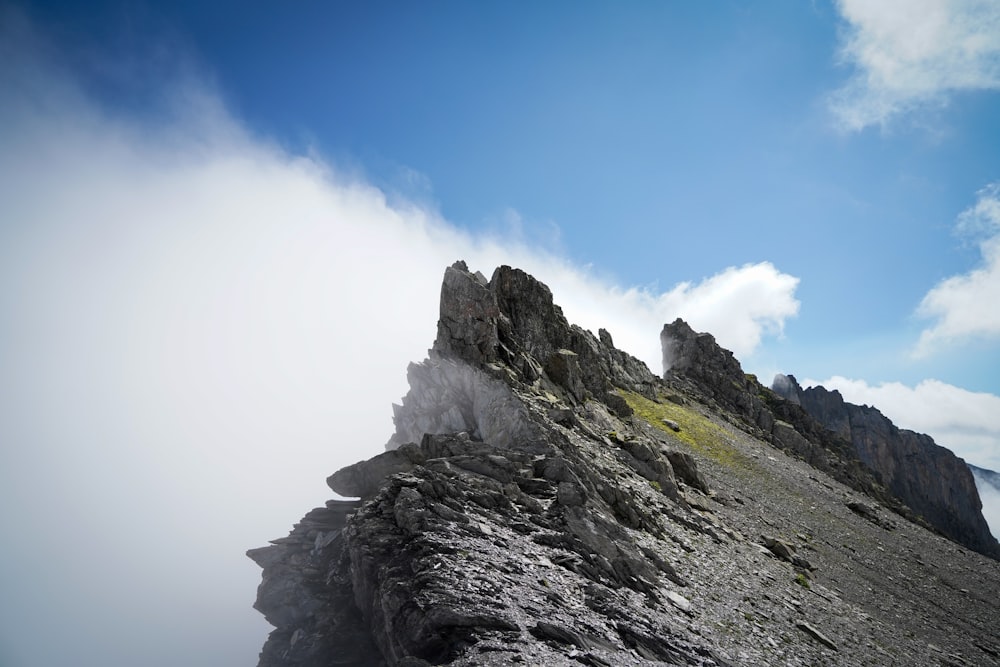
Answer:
[
  {"left": 761, "top": 535, "right": 815, "bottom": 572},
  {"left": 846, "top": 500, "right": 898, "bottom": 530},
  {"left": 795, "top": 621, "right": 838, "bottom": 651}
]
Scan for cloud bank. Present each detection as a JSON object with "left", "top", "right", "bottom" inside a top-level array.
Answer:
[
  {"left": 0, "top": 21, "right": 800, "bottom": 667},
  {"left": 806, "top": 376, "right": 1000, "bottom": 472},
  {"left": 830, "top": 0, "right": 1000, "bottom": 130},
  {"left": 916, "top": 182, "right": 1000, "bottom": 356}
]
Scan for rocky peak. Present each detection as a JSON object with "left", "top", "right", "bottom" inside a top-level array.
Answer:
[
  {"left": 662, "top": 319, "right": 736, "bottom": 376},
  {"left": 249, "top": 262, "right": 1000, "bottom": 667},
  {"left": 661, "top": 319, "right": 752, "bottom": 409},
  {"left": 659, "top": 319, "right": 768, "bottom": 428},
  {"left": 432, "top": 261, "right": 501, "bottom": 366},
  {"left": 771, "top": 375, "right": 852, "bottom": 443},
  {"left": 431, "top": 261, "right": 578, "bottom": 374},
  {"left": 387, "top": 261, "right": 659, "bottom": 450}
]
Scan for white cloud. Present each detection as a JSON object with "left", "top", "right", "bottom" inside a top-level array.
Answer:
[
  {"left": 915, "top": 182, "right": 1000, "bottom": 356},
  {"left": 526, "top": 261, "right": 799, "bottom": 376},
  {"left": 0, "top": 22, "right": 801, "bottom": 667},
  {"left": 970, "top": 469, "right": 1000, "bottom": 538},
  {"left": 659, "top": 263, "right": 800, "bottom": 356},
  {"left": 806, "top": 376, "right": 1000, "bottom": 471},
  {"left": 830, "top": 0, "right": 1000, "bottom": 131}
]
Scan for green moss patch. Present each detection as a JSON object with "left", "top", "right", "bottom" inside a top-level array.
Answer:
[{"left": 619, "top": 390, "right": 751, "bottom": 469}]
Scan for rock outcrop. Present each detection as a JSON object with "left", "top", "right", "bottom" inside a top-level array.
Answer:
[
  {"left": 771, "top": 374, "right": 1000, "bottom": 560},
  {"left": 250, "top": 262, "right": 1000, "bottom": 667}
]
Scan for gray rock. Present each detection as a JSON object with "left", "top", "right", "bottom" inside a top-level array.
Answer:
[
  {"left": 762, "top": 535, "right": 796, "bottom": 562},
  {"left": 327, "top": 443, "right": 423, "bottom": 497},
  {"left": 665, "top": 590, "right": 692, "bottom": 612},
  {"left": 556, "top": 480, "right": 588, "bottom": 507},
  {"left": 529, "top": 621, "right": 591, "bottom": 648},
  {"left": 602, "top": 392, "right": 633, "bottom": 418},
  {"left": 432, "top": 260, "right": 501, "bottom": 365},
  {"left": 386, "top": 357, "right": 543, "bottom": 452},
  {"left": 762, "top": 535, "right": 815, "bottom": 572},
  {"left": 544, "top": 349, "right": 587, "bottom": 402},
  {"left": 666, "top": 450, "right": 711, "bottom": 495},
  {"left": 796, "top": 621, "right": 838, "bottom": 651},
  {"left": 847, "top": 501, "right": 897, "bottom": 530}
]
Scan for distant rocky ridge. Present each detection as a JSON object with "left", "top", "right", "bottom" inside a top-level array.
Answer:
[
  {"left": 249, "top": 261, "right": 1000, "bottom": 666},
  {"left": 771, "top": 375, "right": 1000, "bottom": 559},
  {"left": 660, "top": 321, "right": 912, "bottom": 519}
]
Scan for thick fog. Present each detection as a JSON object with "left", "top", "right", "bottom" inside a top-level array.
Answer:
[{"left": 0, "top": 21, "right": 801, "bottom": 667}]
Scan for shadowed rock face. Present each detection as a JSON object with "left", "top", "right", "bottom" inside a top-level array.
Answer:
[
  {"left": 771, "top": 374, "right": 1000, "bottom": 559},
  {"left": 250, "top": 262, "right": 1000, "bottom": 667}
]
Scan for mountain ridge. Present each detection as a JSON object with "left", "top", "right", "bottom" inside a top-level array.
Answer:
[
  {"left": 249, "top": 261, "right": 1000, "bottom": 666},
  {"left": 770, "top": 374, "right": 1000, "bottom": 559}
]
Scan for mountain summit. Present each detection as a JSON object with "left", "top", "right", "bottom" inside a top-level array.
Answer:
[{"left": 249, "top": 262, "right": 1000, "bottom": 666}]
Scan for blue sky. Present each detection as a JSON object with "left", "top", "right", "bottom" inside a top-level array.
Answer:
[{"left": 2, "top": 2, "right": 1000, "bottom": 666}]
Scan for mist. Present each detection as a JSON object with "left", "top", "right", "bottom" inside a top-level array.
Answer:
[
  {"left": 971, "top": 471, "right": 1000, "bottom": 540},
  {"left": 0, "top": 19, "right": 801, "bottom": 667}
]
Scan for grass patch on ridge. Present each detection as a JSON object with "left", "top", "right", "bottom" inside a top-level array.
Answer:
[{"left": 619, "top": 390, "right": 751, "bottom": 469}]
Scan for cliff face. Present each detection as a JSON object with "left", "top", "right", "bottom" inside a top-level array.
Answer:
[
  {"left": 249, "top": 262, "right": 1000, "bottom": 667},
  {"left": 771, "top": 375, "right": 1000, "bottom": 559}
]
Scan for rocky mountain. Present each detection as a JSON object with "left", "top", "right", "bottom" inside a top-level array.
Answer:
[
  {"left": 249, "top": 262, "right": 1000, "bottom": 666},
  {"left": 771, "top": 375, "right": 1000, "bottom": 560}
]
